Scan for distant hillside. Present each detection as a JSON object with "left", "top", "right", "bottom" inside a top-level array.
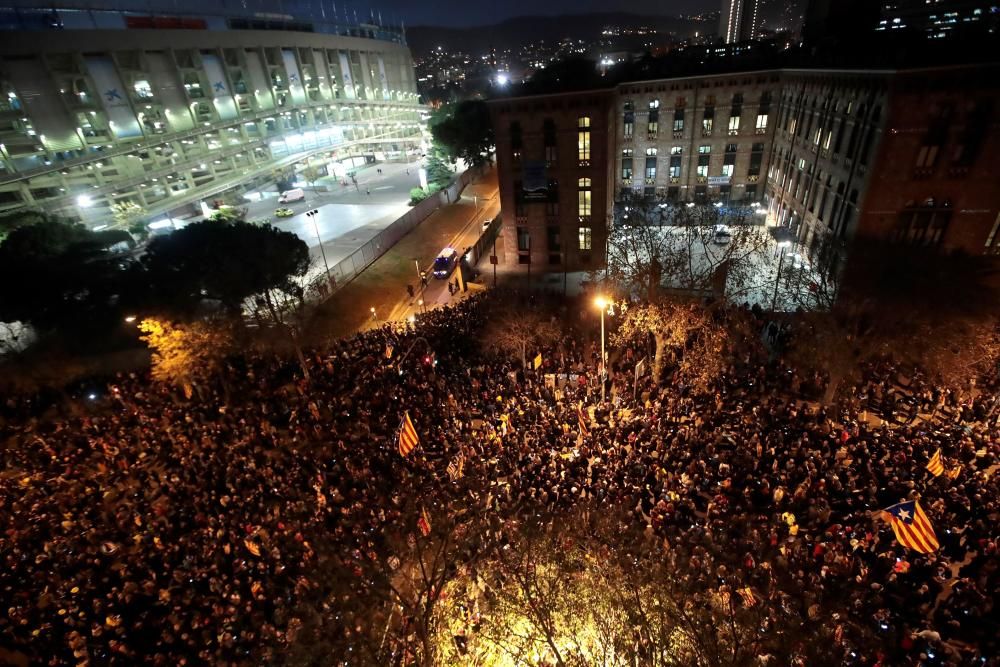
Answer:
[{"left": 407, "top": 13, "right": 703, "bottom": 56}]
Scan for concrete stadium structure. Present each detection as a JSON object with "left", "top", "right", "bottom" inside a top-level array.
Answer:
[{"left": 0, "top": 0, "right": 424, "bottom": 228}]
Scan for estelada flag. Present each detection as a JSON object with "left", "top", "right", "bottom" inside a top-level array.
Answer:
[
  {"left": 926, "top": 449, "right": 945, "bottom": 477},
  {"left": 738, "top": 586, "right": 756, "bottom": 607},
  {"left": 884, "top": 500, "right": 940, "bottom": 553},
  {"left": 385, "top": 343, "right": 394, "bottom": 359},
  {"left": 946, "top": 465, "right": 962, "bottom": 480},
  {"left": 417, "top": 506, "right": 431, "bottom": 536},
  {"left": 398, "top": 411, "right": 419, "bottom": 457},
  {"left": 533, "top": 352, "right": 543, "bottom": 370},
  {"left": 577, "top": 403, "right": 590, "bottom": 437}
]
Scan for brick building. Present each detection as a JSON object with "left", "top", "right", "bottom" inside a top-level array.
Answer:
[{"left": 488, "top": 63, "right": 1000, "bottom": 271}]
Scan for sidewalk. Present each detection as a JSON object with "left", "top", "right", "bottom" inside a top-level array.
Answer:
[{"left": 307, "top": 168, "right": 498, "bottom": 342}]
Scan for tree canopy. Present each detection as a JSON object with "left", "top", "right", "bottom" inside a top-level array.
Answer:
[
  {"left": 141, "top": 220, "right": 310, "bottom": 315},
  {"left": 430, "top": 99, "right": 495, "bottom": 168},
  {"left": 0, "top": 219, "right": 129, "bottom": 333}
]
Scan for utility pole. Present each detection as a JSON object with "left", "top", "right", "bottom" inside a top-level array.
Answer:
[{"left": 307, "top": 209, "right": 332, "bottom": 284}]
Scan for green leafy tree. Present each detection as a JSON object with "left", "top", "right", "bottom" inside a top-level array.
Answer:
[
  {"left": 424, "top": 150, "right": 455, "bottom": 190},
  {"left": 430, "top": 99, "right": 495, "bottom": 168},
  {"left": 0, "top": 209, "right": 53, "bottom": 244},
  {"left": 111, "top": 200, "right": 145, "bottom": 228},
  {"left": 138, "top": 317, "right": 233, "bottom": 399},
  {"left": 0, "top": 219, "right": 129, "bottom": 334},
  {"left": 141, "top": 220, "right": 310, "bottom": 316},
  {"left": 300, "top": 163, "right": 322, "bottom": 192}
]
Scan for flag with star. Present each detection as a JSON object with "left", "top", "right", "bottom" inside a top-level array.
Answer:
[
  {"left": 883, "top": 500, "right": 939, "bottom": 553},
  {"left": 416, "top": 506, "right": 431, "bottom": 537},
  {"left": 926, "top": 449, "right": 944, "bottom": 477},
  {"left": 397, "top": 411, "right": 419, "bottom": 457}
]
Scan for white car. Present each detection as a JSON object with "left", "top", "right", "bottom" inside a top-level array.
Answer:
[
  {"left": 278, "top": 188, "right": 305, "bottom": 204},
  {"left": 712, "top": 225, "right": 732, "bottom": 245}
]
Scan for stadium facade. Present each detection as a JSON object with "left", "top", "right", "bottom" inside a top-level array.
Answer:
[{"left": 0, "top": 0, "right": 424, "bottom": 227}]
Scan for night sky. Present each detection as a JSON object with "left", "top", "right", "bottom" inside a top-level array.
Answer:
[{"left": 367, "top": 0, "right": 712, "bottom": 28}]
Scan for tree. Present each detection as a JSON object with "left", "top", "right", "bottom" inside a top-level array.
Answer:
[
  {"left": 430, "top": 100, "right": 495, "bottom": 169},
  {"left": 0, "top": 219, "right": 130, "bottom": 335},
  {"left": 300, "top": 163, "right": 322, "bottom": 192},
  {"left": 424, "top": 149, "right": 455, "bottom": 190},
  {"left": 612, "top": 300, "right": 729, "bottom": 389},
  {"left": 0, "top": 209, "right": 52, "bottom": 244},
  {"left": 481, "top": 293, "right": 560, "bottom": 369},
  {"left": 111, "top": 200, "right": 145, "bottom": 228},
  {"left": 138, "top": 317, "right": 233, "bottom": 399},
  {"left": 141, "top": 220, "right": 310, "bottom": 316},
  {"left": 784, "top": 239, "right": 1000, "bottom": 402},
  {"left": 602, "top": 198, "right": 770, "bottom": 304}
]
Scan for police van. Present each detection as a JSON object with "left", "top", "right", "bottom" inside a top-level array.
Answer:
[{"left": 432, "top": 247, "right": 458, "bottom": 278}]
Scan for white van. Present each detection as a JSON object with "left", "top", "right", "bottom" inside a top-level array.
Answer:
[{"left": 278, "top": 188, "right": 305, "bottom": 204}]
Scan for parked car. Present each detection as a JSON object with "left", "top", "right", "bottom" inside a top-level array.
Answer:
[
  {"left": 278, "top": 188, "right": 305, "bottom": 204},
  {"left": 274, "top": 207, "right": 294, "bottom": 218},
  {"left": 712, "top": 225, "right": 732, "bottom": 245}
]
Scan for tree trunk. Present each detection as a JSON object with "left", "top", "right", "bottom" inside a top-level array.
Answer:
[{"left": 652, "top": 332, "right": 667, "bottom": 384}]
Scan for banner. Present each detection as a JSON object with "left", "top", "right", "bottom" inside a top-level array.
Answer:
[
  {"left": 521, "top": 161, "right": 548, "bottom": 201},
  {"left": 338, "top": 51, "right": 356, "bottom": 99},
  {"left": 377, "top": 55, "right": 390, "bottom": 100},
  {"left": 199, "top": 53, "right": 238, "bottom": 121},
  {"left": 85, "top": 56, "right": 142, "bottom": 139},
  {"left": 281, "top": 49, "right": 307, "bottom": 106}
]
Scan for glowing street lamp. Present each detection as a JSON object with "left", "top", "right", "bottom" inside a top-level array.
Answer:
[{"left": 594, "top": 296, "right": 609, "bottom": 402}]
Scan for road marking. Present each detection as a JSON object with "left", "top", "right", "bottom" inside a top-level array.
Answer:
[{"left": 373, "top": 186, "right": 393, "bottom": 191}]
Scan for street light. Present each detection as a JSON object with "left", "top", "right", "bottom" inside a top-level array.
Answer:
[
  {"left": 307, "top": 209, "right": 332, "bottom": 285},
  {"left": 124, "top": 315, "right": 137, "bottom": 323},
  {"left": 594, "top": 296, "right": 608, "bottom": 403}
]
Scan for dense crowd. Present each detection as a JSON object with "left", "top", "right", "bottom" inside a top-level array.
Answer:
[{"left": 0, "top": 291, "right": 997, "bottom": 666}]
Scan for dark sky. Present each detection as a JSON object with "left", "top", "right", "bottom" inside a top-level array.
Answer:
[{"left": 366, "top": 0, "right": 713, "bottom": 28}]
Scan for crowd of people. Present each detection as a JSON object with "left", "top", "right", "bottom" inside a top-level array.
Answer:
[{"left": 0, "top": 290, "right": 997, "bottom": 666}]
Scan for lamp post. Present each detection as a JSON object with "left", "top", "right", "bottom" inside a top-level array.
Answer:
[
  {"left": 307, "top": 209, "right": 332, "bottom": 285},
  {"left": 595, "top": 296, "right": 608, "bottom": 403}
]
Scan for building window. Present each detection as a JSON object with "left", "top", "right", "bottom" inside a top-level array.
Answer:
[
  {"left": 893, "top": 202, "right": 952, "bottom": 246},
  {"left": 623, "top": 101, "right": 635, "bottom": 138},
  {"left": 578, "top": 177, "right": 592, "bottom": 218},
  {"left": 729, "top": 113, "right": 741, "bottom": 135},
  {"left": 670, "top": 146, "right": 683, "bottom": 155},
  {"left": 510, "top": 121, "right": 522, "bottom": 161},
  {"left": 545, "top": 201, "right": 559, "bottom": 217},
  {"left": 648, "top": 100, "right": 659, "bottom": 137},
  {"left": 516, "top": 226, "right": 531, "bottom": 253},
  {"left": 578, "top": 116, "right": 591, "bottom": 163},
  {"left": 545, "top": 145, "right": 557, "bottom": 163},
  {"left": 578, "top": 226, "right": 592, "bottom": 250},
  {"left": 702, "top": 105, "right": 714, "bottom": 135},
  {"left": 673, "top": 108, "right": 684, "bottom": 132},
  {"left": 622, "top": 157, "right": 633, "bottom": 179},
  {"left": 543, "top": 118, "right": 556, "bottom": 146},
  {"left": 698, "top": 145, "right": 711, "bottom": 154},
  {"left": 645, "top": 156, "right": 657, "bottom": 181},
  {"left": 722, "top": 151, "right": 736, "bottom": 177},
  {"left": 755, "top": 113, "right": 768, "bottom": 133},
  {"left": 669, "top": 155, "right": 682, "bottom": 178},
  {"left": 547, "top": 225, "right": 561, "bottom": 252},
  {"left": 749, "top": 142, "right": 764, "bottom": 176},
  {"left": 697, "top": 154, "right": 710, "bottom": 178}
]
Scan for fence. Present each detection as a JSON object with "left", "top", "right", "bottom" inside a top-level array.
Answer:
[{"left": 319, "top": 169, "right": 476, "bottom": 295}]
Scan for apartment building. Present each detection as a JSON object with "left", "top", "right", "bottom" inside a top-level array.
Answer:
[
  {"left": 489, "top": 63, "right": 1000, "bottom": 271},
  {"left": 0, "top": 0, "right": 424, "bottom": 227}
]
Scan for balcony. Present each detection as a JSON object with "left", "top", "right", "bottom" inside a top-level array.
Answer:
[
  {"left": 755, "top": 127, "right": 767, "bottom": 135},
  {"left": 702, "top": 131, "right": 713, "bottom": 138},
  {"left": 747, "top": 174, "right": 759, "bottom": 183},
  {"left": 623, "top": 135, "right": 633, "bottom": 142},
  {"left": 696, "top": 176, "right": 707, "bottom": 184},
  {"left": 644, "top": 177, "right": 655, "bottom": 186},
  {"left": 669, "top": 176, "right": 680, "bottom": 184},
  {"left": 728, "top": 129, "right": 740, "bottom": 136},
  {"left": 621, "top": 178, "right": 632, "bottom": 186},
  {"left": 578, "top": 160, "right": 590, "bottom": 168},
  {"left": 647, "top": 132, "right": 658, "bottom": 140},
  {"left": 672, "top": 131, "right": 684, "bottom": 139}
]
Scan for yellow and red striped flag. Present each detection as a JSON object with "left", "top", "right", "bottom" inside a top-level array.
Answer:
[
  {"left": 926, "top": 449, "right": 944, "bottom": 477},
  {"left": 417, "top": 506, "right": 431, "bottom": 537},
  {"left": 738, "top": 586, "right": 757, "bottom": 608},
  {"left": 577, "top": 403, "right": 589, "bottom": 437},
  {"left": 384, "top": 343, "right": 394, "bottom": 359},
  {"left": 946, "top": 465, "right": 962, "bottom": 480},
  {"left": 884, "top": 500, "right": 939, "bottom": 553},
  {"left": 398, "top": 411, "right": 419, "bottom": 457}
]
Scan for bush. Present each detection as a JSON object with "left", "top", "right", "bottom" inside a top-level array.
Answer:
[{"left": 409, "top": 187, "right": 429, "bottom": 206}]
